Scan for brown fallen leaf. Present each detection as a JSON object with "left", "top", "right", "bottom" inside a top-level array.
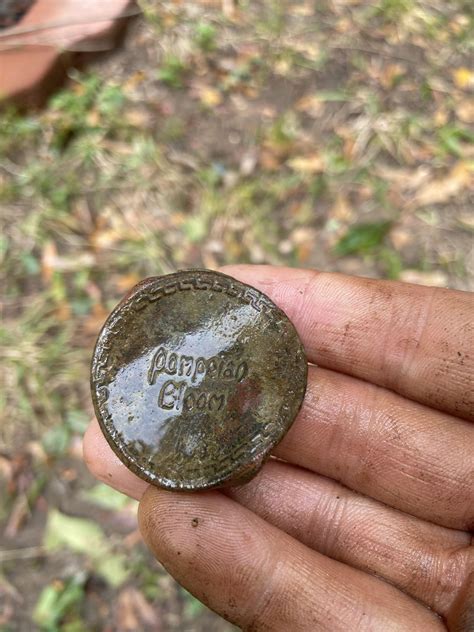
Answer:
[
  {"left": 41, "top": 241, "right": 58, "bottom": 284},
  {"left": 412, "top": 162, "right": 473, "bottom": 208},
  {"left": 390, "top": 227, "right": 413, "bottom": 250},
  {"left": 4, "top": 494, "right": 29, "bottom": 538},
  {"left": 222, "top": 0, "right": 237, "bottom": 19},
  {"left": 456, "top": 99, "right": 474, "bottom": 124},
  {"left": 329, "top": 193, "right": 353, "bottom": 222},
  {"left": 115, "top": 273, "right": 141, "bottom": 293},
  {"left": 295, "top": 94, "right": 325, "bottom": 118},
  {"left": 115, "top": 587, "right": 160, "bottom": 632},
  {"left": 380, "top": 63, "right": 406, "bottom": 89}
]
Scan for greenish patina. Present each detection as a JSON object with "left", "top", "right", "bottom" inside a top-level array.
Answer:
[{"left": 91, "top": 270, "right": 307, "bottom": 490}]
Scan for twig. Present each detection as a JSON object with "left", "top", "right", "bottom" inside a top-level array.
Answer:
[
  {"left": 0, "top": 546, "right": 46, "bottom": 562},
  {"left": 327, "top": 44, "right": 418, "bottom": 65}
]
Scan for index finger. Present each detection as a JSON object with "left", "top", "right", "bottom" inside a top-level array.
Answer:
[{"left": 221, "top": 265, "right": 474, "bottom": 421}]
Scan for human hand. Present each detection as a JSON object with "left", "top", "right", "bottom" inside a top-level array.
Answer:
[{"left": 84, "top": 265, "right": 474, "bottom": 631}]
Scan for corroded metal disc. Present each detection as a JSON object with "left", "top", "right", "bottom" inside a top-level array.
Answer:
[{"left": 91, "top": 270, "right": 307, "bottom": 491}]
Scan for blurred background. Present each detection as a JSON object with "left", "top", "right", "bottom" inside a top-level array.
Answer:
[{"left": 1, "top": 1, "right": 473, "bottom": 630}]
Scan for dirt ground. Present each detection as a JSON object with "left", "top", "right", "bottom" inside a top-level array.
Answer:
[{"left": 1, "top": 1, "right": 473, "bottom": 630}]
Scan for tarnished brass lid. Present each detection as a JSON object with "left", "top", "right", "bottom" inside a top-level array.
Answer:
[{"left": 91, "top": 270, "right": 307, "bottom": 490}]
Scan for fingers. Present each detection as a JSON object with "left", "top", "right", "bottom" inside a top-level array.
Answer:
[
  {"left": 226, "top": 459, "right": 473, "bottom": 617},
  {"left": 83, "top": 419, "right": 148, "bottom": 500},
  {"left": 221, "top": 265, "right": 474, "bottom": 421},
  {"left": 138, "top": 487, "right": 444, "bottom": 631},
  {"left": 84, "top": 360, "right": 474, "bottom": 530},
  {"left": 275, "top": 366, "right": 474, "bottom": 530},
  {"left": 447, "top": 572, "right": 474, "bottom": 632}
]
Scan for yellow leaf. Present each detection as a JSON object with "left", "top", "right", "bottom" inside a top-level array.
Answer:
[
  {"left": 199, "top": 87, "right": 222, "bottom": 107},
  {"left": 287, "top": 154, "right": 324, "bottom": 174},
  {"left": 453, "top": 67, "right": 474, "bottom": 90}
]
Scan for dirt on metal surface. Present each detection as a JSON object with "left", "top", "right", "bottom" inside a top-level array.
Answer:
[{"left": 91, "top": 270, "right": 307, "bottom": 491}]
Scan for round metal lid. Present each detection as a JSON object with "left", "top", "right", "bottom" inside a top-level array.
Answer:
[{"left": 91, "top": 269, "right": 307, "bottom": 491}]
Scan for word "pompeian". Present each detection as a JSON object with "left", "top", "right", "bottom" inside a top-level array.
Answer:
[{"left": 147, "top": 346, "right": 248, "bottom": 386}]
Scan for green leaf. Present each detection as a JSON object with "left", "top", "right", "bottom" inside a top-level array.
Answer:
[
  {"left": 42, "top": 425, "right": 70, "bottom": 456},
  {"left": 33, "top": 585, "right": 59, "bottom": 629},
  {"left": 44, "top": 510, "right": 107, "bottom": 557},
  {"left": 437, "top": 126, "right": 474, "bottom": 157},
  {"left": 61, "top": 619, "right": 89, "bottom": 632},
  {"left": 183, "top": 216, "right": 208, "bottom": 243},
  {"left": 33, "top": 575, "right": 85, "bottom": 630},
  {"left": 195, "top": 22, "right": 217, "bottom": 52},
  {"left": 315, "top": 89, "right": 350, "bottom": 102},
  {"left": 378, "top": 247, "right": 403, "bottom": 279},
  {"left": 43, "top": 510, "right": 130, "bottom": 587},
  {"left": 182, "top": 589, "right": 206, "bottom": 618},
  {"left": 20, "top": 252, "right": 40, "bottom": 275},
  {"left": 81, "top": 483, "right": 131, "bottom": 511},
  {"left": 335, "top": 222, "right": 392, "bottom": 256},
  {"left": 157, "top": 56, "right": 186, "bottom": 88},
  {"left": 65, "top": 410, "right": 89, "bottom": 434},
  {"left": 94, "top": 553, "right": 130, "bottom": 588}
]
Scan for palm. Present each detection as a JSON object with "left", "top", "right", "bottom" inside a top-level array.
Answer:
[{"left": 85, "top": 265, "right": 474, "bottom": 631}]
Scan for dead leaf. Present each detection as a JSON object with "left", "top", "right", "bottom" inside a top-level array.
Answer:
[
  {"left": 287, "top": 154, "right": 324, "bottom": 174},
  {"left": 116, "top": 588, "right": 160, "bottom": 631},
  {"left": 55, "top": 302, "right": 71, "bottom": 322},
  {"left": 434, "top": 108, "right": 449, "bottom": 127},
  {"left": 222, "top": 0, "right": 237, "bottom": 19},
  {"left": 413, "top": 162, "right": 473, "bottom": 207},
  {"left": 390, "top": 227, "right": 413, "bottom": 250},
  {"left": 456, "top": 99, "right": 474, "bottom": 124},
  {"left": 83, "top": 304, "right": 109, "bottom": 336},
  {"left": 259, "top": 148, "right": 282, "bottom": 171},
  {"left": 4, "top": 494, "right": 29, "bottom": 538},
  {"left": 275, "top": 58, "right": 292, "bottom": 75},
  {"left": 400, "top": 270, "right": 448, "bottom": 287},
  {"left": 376, "top": 165, "right": 431, "bottom": 192},
  {"left": 198, "top": 87, "right": 223, "bottom": 107},
  {"left": 86, "top": 110, "right": 100, "bottom": 126},
  {"left": 296, "top": 94, "right": 324, "bottom": 118},
  {"left": 125, "top": 109, "right": 152, "bottom": 127},
  {"left": 453, "top": 67, "right": 474, "bottom": 90},
  {"left": 41, "top": 241, "right": 58, "bottom": 283},
  {"left": 457, "top": 212, "right": 474, "bottom": 230},
  {"left": 380, "top": 63, "right": 406, "bottom": 89},
  {"left": 240, "top": 150, "right": 258, "bottom": 176},
  {"left": 124, "top": 70, "right": 146, "bottom": 93},
  {"left": 291, "top": 227, "right": 316, "bottom": 263},
  {"left": 329, "top": 193, "right": 353, "bottom": 222},
  {"left": 115, "top": 273, "right": 141, "bottom": 293}
]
